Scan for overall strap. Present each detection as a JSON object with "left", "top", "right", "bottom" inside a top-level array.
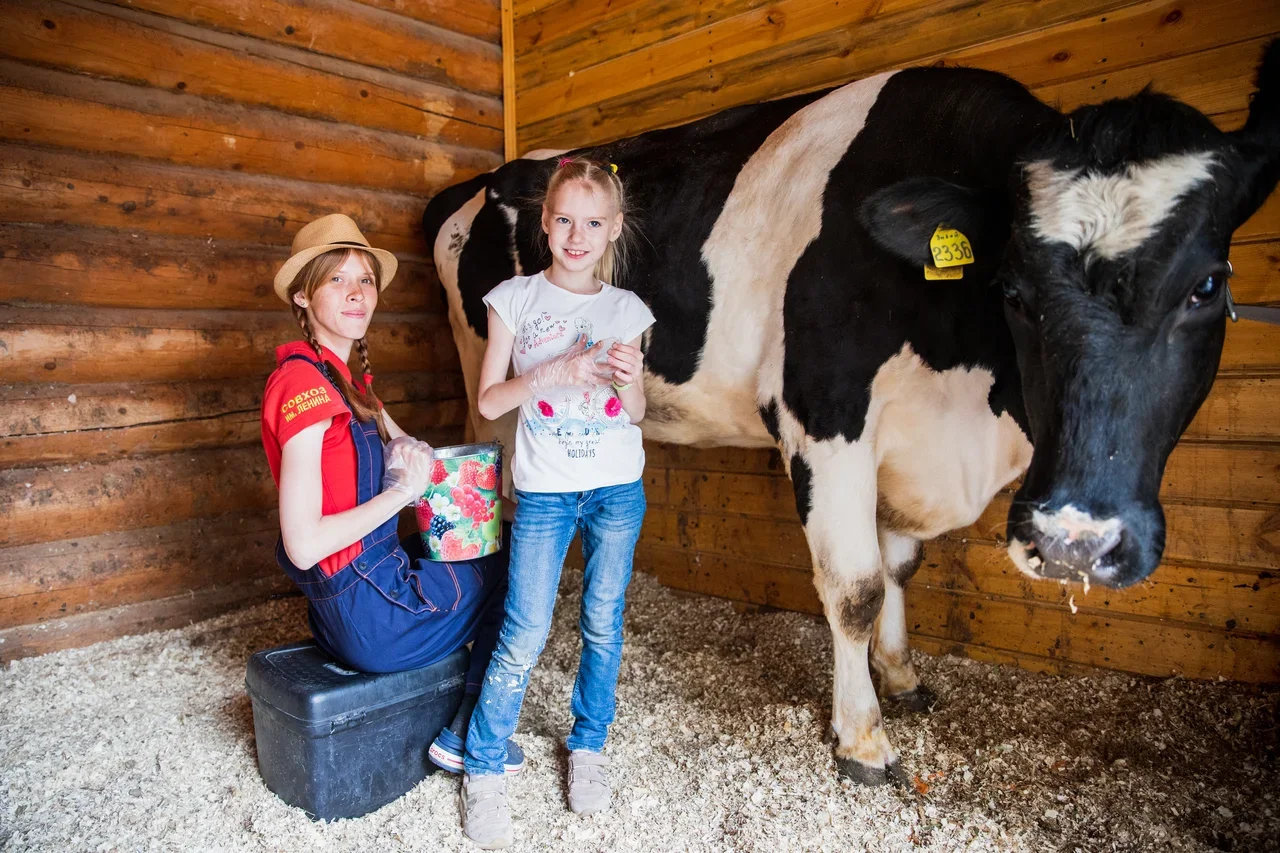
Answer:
[{"left": 280, "top": 353, "right": 356, "bottom": 414}]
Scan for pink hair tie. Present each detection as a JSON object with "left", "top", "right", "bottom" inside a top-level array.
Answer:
[
  {"left": 557, "top": 156, "right": 573, "bottom": 168},
  {"left": 362, "top": 372, "right": 374, "bottom": 389}
]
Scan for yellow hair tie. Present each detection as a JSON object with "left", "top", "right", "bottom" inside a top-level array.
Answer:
[{"left": 608, "top": 163, "right": 618, "bottom": 174}]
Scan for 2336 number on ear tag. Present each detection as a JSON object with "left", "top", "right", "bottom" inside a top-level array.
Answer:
[
  {"left": 930, "top": 225, "right": 974, "bottom": 268},
  {"left": 924, "top": 263, "right": 963, "bottom": 281}
]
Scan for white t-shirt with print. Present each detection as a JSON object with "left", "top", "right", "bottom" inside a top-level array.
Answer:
[{"left": 483, "top": 271, "right": 656, "bottom": 493}]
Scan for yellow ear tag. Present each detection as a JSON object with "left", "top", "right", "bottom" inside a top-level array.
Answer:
[
  {"left": 929, "top": 225, "right": 974, "bottom": 268},
  {"left": 924, "top": 263, "right": 963, "bottom": 281}
]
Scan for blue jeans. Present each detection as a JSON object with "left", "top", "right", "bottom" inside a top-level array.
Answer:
[{"left": 463, "top": 479, "right": 646, "bottom": 775}]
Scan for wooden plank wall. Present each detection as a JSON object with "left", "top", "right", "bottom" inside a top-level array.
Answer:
[
  {"left": 511, "top": 0, "right": 1280, "bottom": 680},
  {"left": 0, "top": 0, "right": 500, "bottom": 660}
]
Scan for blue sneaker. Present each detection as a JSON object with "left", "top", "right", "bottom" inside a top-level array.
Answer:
[{"left": 429, "top": 726, "right": 525, "bottom": 775}]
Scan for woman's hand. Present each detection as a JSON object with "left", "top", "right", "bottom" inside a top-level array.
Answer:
[
  {"left": 606, "top": 341, "right": 644, "bottom": 388},
  {"left": 280, "top": 420, "right": 418, "bottom": 569},
  {"left": 383, "top": 436, "right": 435, "bottom": 505}
]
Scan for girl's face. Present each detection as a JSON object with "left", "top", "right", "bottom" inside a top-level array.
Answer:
[
  {"left": 541, "top": 181, "right": 622, "bottom": 278},
  {"left": 295, "top": 251, "right": 378, "bottom": 348}
]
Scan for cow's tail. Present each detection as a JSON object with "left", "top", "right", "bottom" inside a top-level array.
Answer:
[{"left": 422, "top": 172, "right": 493, "bottom": 264}]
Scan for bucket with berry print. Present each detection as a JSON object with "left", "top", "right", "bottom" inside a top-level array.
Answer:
[{"left": 413, "top": 442, "right": 503, "bottom": 561}]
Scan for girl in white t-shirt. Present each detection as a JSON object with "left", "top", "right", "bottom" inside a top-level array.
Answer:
[{"left": 459, "top": 157, "right": 655, "bottom": 846}]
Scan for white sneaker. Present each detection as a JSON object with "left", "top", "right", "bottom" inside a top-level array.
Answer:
[
  {"left": 460, "top": 773, "right": 513, "bottom": 849},
  {"left": 567, "top": 750, "right": 611, "bottom": 815}
]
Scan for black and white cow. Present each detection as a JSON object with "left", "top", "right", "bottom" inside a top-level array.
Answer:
[{"left": 423, "top": 43, "right": 1280, "bottom": 784}]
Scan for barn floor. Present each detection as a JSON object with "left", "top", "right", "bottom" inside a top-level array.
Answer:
[{"left": 2, "top": 569, "right": 1276, "bottom": 853}]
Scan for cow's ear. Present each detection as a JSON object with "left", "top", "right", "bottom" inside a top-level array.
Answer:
[
  {"left": 859, "top": 177, "right": 994, "bottom": 266},
  {"left": 1227, "top": 39, "right": 1280, "bottom": 228}
]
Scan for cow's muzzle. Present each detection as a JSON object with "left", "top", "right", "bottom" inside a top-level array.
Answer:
[{"left": 1006, "top": 502, "right": 1163, "bottom": 588}]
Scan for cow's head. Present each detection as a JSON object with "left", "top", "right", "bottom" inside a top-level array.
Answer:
[{"left": 863, "top": 41, "right": 1280, "bottom": 588}]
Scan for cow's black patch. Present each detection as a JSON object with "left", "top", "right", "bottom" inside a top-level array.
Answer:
[
  {"left": 887, "top": 545, "right": 923, "bottom": 587},
  {"left": 782, "top": 67, "right": 1060, "bottom": 442},
  {"left": 425, "top": 93, "right": 824, "bottom": 378},
  {"left": 789, "top": 452, "right": 812, "bottom": 524},
  {"left": 759, "top": 399, "right": 781, "bottom": 443},
  {"left": 838, "top": 578, "right": 885, "bottom": 638}
]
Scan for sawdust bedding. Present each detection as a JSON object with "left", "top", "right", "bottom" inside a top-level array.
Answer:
[{"left": 2, "top": 568, "right": 1276, "bottom": 852}]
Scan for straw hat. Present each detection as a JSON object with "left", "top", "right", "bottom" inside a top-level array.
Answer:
[{"left": 273, "top": 214, "right": 399, "bottom": 302}]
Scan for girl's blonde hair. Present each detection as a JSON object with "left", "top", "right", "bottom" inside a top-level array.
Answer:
[
  {"left": 286, "top": 248, "right": 390, "bottom": 443},
  {"left": 542, "top": 157, "right": 632, "bottom": 284}
]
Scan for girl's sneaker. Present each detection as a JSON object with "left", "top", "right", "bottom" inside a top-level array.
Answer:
[
  {"left": 460, "top": 773, "right": 512, "bottom": 849},
  {"left": 429, "top": 726, "right": 525, "bottom": 775},
  {"left": 567, "top": 750, "right": 611, "bottom": 815}
]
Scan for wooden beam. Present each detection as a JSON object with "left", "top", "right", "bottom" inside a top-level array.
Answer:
[
  {"left": 502, "top": 0, "right": 518, "bottom": 161},
  {"left": 0, "top": 224, "right": 440, "bottom": 313},
  {"left": 0, "top": 144, "right": 431, "bottom": 255},
  {"left": 0, "top": 373, "right": 464, "bottom": 438},
  {"left": 0, "top": 510, "right": 281, "bottom": 626},
  {"left": 0, "top": 396, "right": 467, "bottom": 467},
  {"left": 632, "top": 541, "right": 1280, "bottom": 680},
  {"left": 653, "top": 440, "right": 1280, "bottom": 514},
  {"left": 0, "top": 63, "right": 501, "bottom": 195},
  {"left": 4, "top": 0, "right": 503, "bottom": 149},
  {"left": 1032, "top": 34, "right": 1275, "bottom": 120},
  {"left": 0, "top": 306, "right": 459, "bottom": 384},
  {"left": 100, "top": 0, "right": 502, "bottom": 95},
  {"left": 349, "top": 0, "right": 501, "bottom": 41},
  {"left": 516, "top": 5, "right": 1280, "bottom": 152},
  {"left": 0, "top": 445, "right": 276, "bottom": 549},
  {"left": 0, "top": 577, "right": 299, "bottom": 662},
  {"left": 514, "top": 0, "right": 758, "bottom": 88},
  {"left": 516, "top": 0, "right": 1137, "bottom": 128}
]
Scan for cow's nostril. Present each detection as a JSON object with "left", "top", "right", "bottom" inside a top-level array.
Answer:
[
  {"left": 1031, "top": 526, "right": 1123, "bottom": 576},
  {"left": 1029, "top": 508, "right": 1124, "bottom": 578}
]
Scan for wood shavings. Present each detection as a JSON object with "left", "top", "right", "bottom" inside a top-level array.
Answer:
[{"left": 1, "top": 570, "right": 1275, "bottom": 851}]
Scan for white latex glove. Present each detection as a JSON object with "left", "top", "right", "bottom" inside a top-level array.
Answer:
[
  {"left": 382, "top": 436, "right": 434, "bottom": 505},
  {"left": 525, "top": 335, "right": 615, "bottom": 393}
]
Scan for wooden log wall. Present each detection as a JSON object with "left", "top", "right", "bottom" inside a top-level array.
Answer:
[
  {"left": 511, "top": 0, "right": 1280, "bottom": 680},
  {"left": 0, "top": 0, "right": 501, "bottom": 660}
]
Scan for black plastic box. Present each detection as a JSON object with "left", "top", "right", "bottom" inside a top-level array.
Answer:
[{"left": 245, "top": 641, "right": 467, "bottom": 820}]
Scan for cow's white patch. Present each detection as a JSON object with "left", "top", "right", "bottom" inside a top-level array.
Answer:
[
  {"left": 640, "top": 72, "right": 895, "bottom": 448},
  {"left": 799, "top": 437, "right": 880, "bottom": 579},
  {"left": 872, "top": 529, "right": 920, "bottom": 696},
  {"left": 1032, "top": 503, "right": 1122, "bottom": 544},
  {"left": 870, "top": 346, "right": 1032, "bottom": 539},
  {"left": 1025, "top": 152, "right": 1216, "bottom": 260}
]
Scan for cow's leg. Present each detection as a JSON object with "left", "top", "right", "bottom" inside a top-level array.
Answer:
[
  {"left": 871, "top": 530, "right": 936, "bottom": 712},
  {"left": 792, "top": 439, "right": 904, "bottom": 786}
]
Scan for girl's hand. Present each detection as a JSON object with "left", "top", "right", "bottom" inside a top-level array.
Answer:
[
  {"left": 526, "top": 335, "right": 614, "bottom": 391},
  {"left": 606, "top": 341, "right": 644, "bottom": 387}
]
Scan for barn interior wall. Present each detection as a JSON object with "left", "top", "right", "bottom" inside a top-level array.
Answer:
[
  {"left": 0, "top": 0, "right": 502, "bottom": 660},
  {"left": 510, "top": 0, "right": 1280, "bottom": 680}
]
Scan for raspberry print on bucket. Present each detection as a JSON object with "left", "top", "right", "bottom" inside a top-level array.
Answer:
[{"left": 413, "top": 441, "right": 502, "bottom": 560}]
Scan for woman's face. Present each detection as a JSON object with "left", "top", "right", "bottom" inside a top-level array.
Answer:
[
  {"left": 295, "top": 251, "right": 378, "bottom": 348},
  {"left": 542, "top": 181, "right": 622, "bottom": 277}
]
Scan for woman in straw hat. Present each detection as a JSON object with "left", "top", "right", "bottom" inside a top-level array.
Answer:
[{"left": 260, "top": 214, "right": 523, "bottom": 774}]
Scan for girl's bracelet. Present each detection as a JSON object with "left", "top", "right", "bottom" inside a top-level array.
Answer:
[{"left": 611, "top": 380, "right": 633, "bottom": 392}]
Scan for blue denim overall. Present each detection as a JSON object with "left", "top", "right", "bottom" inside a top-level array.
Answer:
[{"left": 274, "top": 355, "right": 508, "bottom": 685}]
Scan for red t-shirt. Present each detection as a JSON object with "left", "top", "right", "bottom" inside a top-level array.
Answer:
[{"left": 261, "top": 342, "right": 363, "bottom": 576}]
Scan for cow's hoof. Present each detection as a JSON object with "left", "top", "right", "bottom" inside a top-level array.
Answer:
[
  {"left": 835, "top": 758, "right": 910, "bottom": 787},
  {"left": 886, "top": 685, "right": 939, "bottom": 714}
]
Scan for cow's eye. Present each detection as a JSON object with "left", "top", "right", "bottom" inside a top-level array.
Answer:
[
  {"left": 1001, "top": 280, "right": 1023, "bottom": 311},
  {"left": 1188, "top": 274, "right": 1221, "bottom": 308}
]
